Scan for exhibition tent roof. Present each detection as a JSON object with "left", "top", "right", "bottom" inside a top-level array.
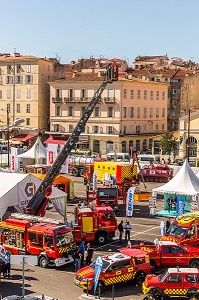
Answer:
[
  {"left": 153, "top": 159, "right": 199, "bottom": 196},
  {"left": 18, "top": 137, "right": 47, "bottom": 159}
]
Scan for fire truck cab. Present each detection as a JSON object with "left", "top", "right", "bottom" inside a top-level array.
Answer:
[
  {"left": 73, "top": 206, "right": 117, "bottom": 244},
  {"left": 0, "top": 213, "right": 74, "bottom": 268},
  {"left": 74, "top": 249, "right": 151, "bottom": 293}
]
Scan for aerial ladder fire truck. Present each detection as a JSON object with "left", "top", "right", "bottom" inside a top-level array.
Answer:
[{"left": 0, "top": 65, "right": 119, "bottom": 267}]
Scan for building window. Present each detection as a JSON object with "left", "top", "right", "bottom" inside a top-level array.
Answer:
[
  {"left": 26, "top": 118, "right": 30, "bottom": 125},
  {"left": 137, "top": 107, "right": 140, "bottom": 118},
  {"left": 7, "top": 103, "right": 11, "bottom": 112},
  {"left": 94, "top": 107, "right": 99, "bottom": 117},
  {"left": 56, "top": 106, "right": 61, "bottom": 116},
  {"left": 15, "top": 75, "right": 23, "bottom": 84},
  {"left": 173, "top": 89, "right": 177, "bottom": 95},
  {"left": 6, "top": 76, "right": 13, "bottom": 84},
  {"left": 26, "top": 64, "right": 31, "bottom": 73},
  {"left": 16, "top": 64, "right": 21, "bottom": 73},
  {"left": 137, "top": 90, "right": 141, "bottom": 99},
  {"left": 123, "top": 126, "right": 127, "bottom": 134},
  {"left": 123, "top": 89, "right": 127, "bottom": 99},
  {"left": 26, "top": 104, "right": 31, "bottom": 113},
  {"left": 162, "top": 108, "right": 165, "bottom": 117},
  {"left": 162, "top": 91, "right": 165, "bottom": 100},
  {"left": 16, "top": 104, "right": 21, "bottom": 113},
  {"left": 68, "top": 106, "right": 73, "bottom": 116},
  {"left": 108, "top": 107, "right": 113, "bottom": 117},
  {"left": 136, "top": 126, "right": 141, "bottom": 134},
  {"left": 156, "top": 91, "right": 159, "bottom": 100},
  {"left": 7, "top": 65, "right": 13, "bottom": 74},
  {"left": 150, "top": 91, "right": 153, "bottom": 100},
  {"left": 69, "top": 125, "right": 74, "bottom": 133},
  {"left": 26, "top": 88, "right": 31, "bottom": 99},
  {"left": 7, "top": 89, "right": 11, "bottom": 99},
  {"left": 107, "top": 126, "right": 113, "bottom": 134},
  {"left": 25, "top": 75, "right": 33, "bottom": 84},
  {"left": 144, "top": 90, "right": 147, "bottom": 100},
  {"left": 80, "top": 89, "right": 87, "bottom": 99},
  {"left": 93, "top": 126, "right": 99, "bottom": 134},
  {"left": 54, "top": 124, "right": 60, "bottom": 132},
  {"left": 150, "top": 108, "right": 153, "bottom": 118},
  {"left": 82, "top": 107, "right": 86, "bottom": 116},
  {"left": 162, "top": 124, "right": 165, "bottom": 130},
  {"left": 156, "top": 124, "right": 159, "bottom": 130},
  {"left": 0, "top": 90, "right": 2, "bottom": 99},
  {"left": 156, "top": 108, "right": 159, "bottom": 117},
  {"left": 68, "top": 89, "right": 74, "bottom": 100},
  {"left": 130, "top": 89, "right": 134, "bottom": 99},
  {"left": 143, "top": 107, "right": 147, "bottom": 118},
  {"left": 130, "top": 107, "right": 134, "bottom": 117},
  {"left": 16, "top": 89, "right": 21, "bottom": 99},
  {"left": 123, "top": 107, "right": 127, "bottom": 117}
]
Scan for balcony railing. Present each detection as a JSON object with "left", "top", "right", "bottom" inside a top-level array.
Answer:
[
  {"left": 64, "top": 97, "right": 94, "bottom": 103},
  {"left": 104, "top": 97, "right": 116, "bottom": 103},
  {"left": 52, "top": 97, "right": 62, "bottom": 103}
]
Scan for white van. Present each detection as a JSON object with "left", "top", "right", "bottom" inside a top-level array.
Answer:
[
  {"left": 137, "top": 154, "right": 160, "bottom": 166},
  {"left": 107, "top": 152, "right": 130, "bottom": 162}
]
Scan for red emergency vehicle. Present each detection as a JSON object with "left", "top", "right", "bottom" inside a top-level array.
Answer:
[
  {"left": 0, "top": 213, "right": 74, "bottom": 267},
  {"left": 75, "top": 249, "right": 151, "bottom": 293},
  {"left": 161, "top": 212, "right": 199, "bottom": 247},
  {"left": 73, "top": 206, "right": 117, "bottom": 244},
  {"left": 140, "top": 164, "right": 173, "bottom": 183}
]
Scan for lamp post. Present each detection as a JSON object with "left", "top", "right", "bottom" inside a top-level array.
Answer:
[{"left": 6, "top": 108, "right": 10, "bottom": 167}]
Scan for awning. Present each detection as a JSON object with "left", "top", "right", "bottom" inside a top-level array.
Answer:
[
  {"left": 10, "top": 134, "right": 34, "bottom": 142},
  {"left": 44, "top": 135, "right": 68, "bottom": 145}
]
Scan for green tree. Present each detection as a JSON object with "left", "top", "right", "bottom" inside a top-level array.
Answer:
[{"left": 160, "top": 131, "right": 177, "bottom": 161}]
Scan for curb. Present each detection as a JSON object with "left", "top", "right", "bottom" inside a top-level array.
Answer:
[{"left": 78, "top": 294, "right": 108, "bottom": 300}]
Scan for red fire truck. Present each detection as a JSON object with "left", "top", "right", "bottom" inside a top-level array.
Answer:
[
  {"left": 74, "top": 206, "right": 117, "bottom": 244},
  {"left": 0, "top": 213, "right": 74, "bottom": 267},
  {"left": 140, "top": 164, "right": 173, "bottom": 183}
]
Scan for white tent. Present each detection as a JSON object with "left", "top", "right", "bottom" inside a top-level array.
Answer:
[
  {"left": 18, "top": 137, "right": 47, "bottom": 159},
  {"left": 153, "top": 159, "right": 199, "bottom": 196},
  {"left": 0, "top": 173, "right": 67, "bottom": 218}
]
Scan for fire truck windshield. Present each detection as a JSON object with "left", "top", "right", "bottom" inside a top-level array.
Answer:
[
  {"left": 55, "top": 231, "right": 74, "bottom": 247},
  {"left": 158, "top": 269, "right": 169, "bottom": 282},
  {"left": 91, "top": 258, "right": 110, "bottom": 271},
  {"left": 166, "top": 224, "right": 187, "bottom": 238},
  {"left": 97, "top": 188, "right": 117, "bottom": 198}
]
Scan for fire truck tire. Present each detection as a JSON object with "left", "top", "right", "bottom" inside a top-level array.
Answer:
[
  {"left": 149, "top": 288, "right": 161, "bottom": 300},
  {"left": 72, "top": 168, "right": 79, "bottom": 177},
  {"left": 190, "top": 259, "right": 199, "bottom": 268},
  {"left": 39, "top": 256, "right": 48, "bottom": 268},
  {"left": 135, "top": 271, "right": 146, "bottom": 286},
  {"left": 79, "top": 169, "right": 84, "bottom": 177},
  {"left": 96, "top": 234, "right": 107, "bottom": 245}
]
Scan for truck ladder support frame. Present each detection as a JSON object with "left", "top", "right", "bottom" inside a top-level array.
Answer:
[{"left": 26, "top": 69, "right": 117, "bottom": 215}]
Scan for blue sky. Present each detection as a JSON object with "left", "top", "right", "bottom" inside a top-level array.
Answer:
[{"left": 1, "top": 0, "right": 199, "bottom": 64}]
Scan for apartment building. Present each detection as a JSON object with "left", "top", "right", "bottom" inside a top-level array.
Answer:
[
  {"left": 0, "top": 52, "right": 57, "bottom": 142},
  {"left": 48, "top": 71, "right": 168, "bottom": 155}
]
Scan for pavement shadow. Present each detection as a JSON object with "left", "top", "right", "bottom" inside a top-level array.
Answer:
[{"left": 2, "top": 281, "right": 35, "bottom": 298}]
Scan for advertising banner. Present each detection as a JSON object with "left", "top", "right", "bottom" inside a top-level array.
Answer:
[
  {"left": 18, "top": 180, "right": 38, "bottom": 208},
  {"left": 10, "top": 147, "right": 18, "bottom": 172},
  {"left": 126, "top": 187, "right": 136, "bottom": 217},
  {"left": 94, "top": 256, "right": 103, "bottom": 294},
  {"left": 47, "top": 144, "right": 58, "bottom": 165},
  {"left": 176, "top": 195, "right": 185, "bottom": 216}
]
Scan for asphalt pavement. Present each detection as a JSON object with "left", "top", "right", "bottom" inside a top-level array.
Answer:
[{"left": 2, "top": 176, "right": 167, "bottom": 300}]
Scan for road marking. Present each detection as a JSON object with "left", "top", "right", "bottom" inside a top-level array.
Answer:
[{"left": 131, "top": 225, "right": 159, "bottom": 237}]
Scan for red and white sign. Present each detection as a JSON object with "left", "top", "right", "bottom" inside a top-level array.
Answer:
[
  {"left": 10, "top": 147, "right": 18, "bottom": 172},
  {"left": 47, "top": 144, "right": 58, "bottom": 165}
]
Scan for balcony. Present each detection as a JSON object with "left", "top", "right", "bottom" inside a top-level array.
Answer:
[
  {"left": 104, "top": 97, "right": 116, "bottom": 103},
  {"left": 64, "top": 97, "right": 93, "bottom": 103},
  {"left": 52, "top": 97, "right": 62, "bottom": 103}
]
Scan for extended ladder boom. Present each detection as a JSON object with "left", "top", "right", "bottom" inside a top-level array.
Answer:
[{"left": 26, "top": 66, "right": 118, "bottom": 215}]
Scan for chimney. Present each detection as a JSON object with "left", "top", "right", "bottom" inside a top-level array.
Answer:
[
  {"left": 3, "top": 53, "right": 10, "bottom": 58},
  {"left": 14, "top": 52, "right": 20, "bottom": 57}
]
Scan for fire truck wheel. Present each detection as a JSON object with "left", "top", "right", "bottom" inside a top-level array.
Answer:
[
  {"left": 96, "top": 234, "right": 107, "bottom": 245},
  {"left": 149, "top": 288, "right": 161, "bottom": 300},
  {"left": 79, "top": 169, "right": 84, "bottom": 177},
  {"left": 190, "top": 259, "right": 199, "bottom": 268},
  {"left": 72, "top": 168, "right": 79, "bottom": 177},
  {"left": 135, "top": 272, "right": 146, "bottom": 286},
  {"left": 39, "top": 256, "right": 48, "bottom": 268}
]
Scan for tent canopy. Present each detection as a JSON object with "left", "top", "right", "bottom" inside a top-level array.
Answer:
[
  {"left": 153, "top": 159, "right": 199, "bottom": 196},
  {"left": 18, "top": 137, "right": 47, "bottom": 159}
]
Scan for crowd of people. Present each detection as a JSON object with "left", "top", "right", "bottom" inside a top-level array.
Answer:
[{"left": 73, "top": 238, "right": 94, "bottom": 272}]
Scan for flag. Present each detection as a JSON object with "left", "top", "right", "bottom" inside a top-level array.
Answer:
[
  {"left": 93, "top": 171, "right": 98, "bottom": 191},
  {"left": 10, "top": 147, "right": 18, "bottom": 172},
  {"left": 126, "top": 187, "right": 136, "bottom": 217},
  {"left": 94, "top": 256, "right": 103, "bottom": 294},
  {"left": 176, "top": 195, "right": 185, "bottom": 216},
  {"left": 47, "top": 144, "right": 58, "bottom": 165}
]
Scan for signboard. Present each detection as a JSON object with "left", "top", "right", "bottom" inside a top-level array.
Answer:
[
  {"left": 94, "top": 256, "right": 103, "bottom": 294},
  {"left": 93, "top": 171, "right": 98, "bottom": 191},
  {"left": 18, "top": 180, "right": 37, "bottom": 208},
  {"left": 47, "top": 144, "right": 58, "bottom": 165},
  {"left": 126, "top": 187, "right": 136, "bottom": 217},
  {"left": 10, "top": 147, "right": 18, "bottom": 172},
  {"left": 10, "top": 255, "right": 38, "bottom": 265},
  {"left": 176, "top": 195, "right": 185, "bottom": 216}
]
